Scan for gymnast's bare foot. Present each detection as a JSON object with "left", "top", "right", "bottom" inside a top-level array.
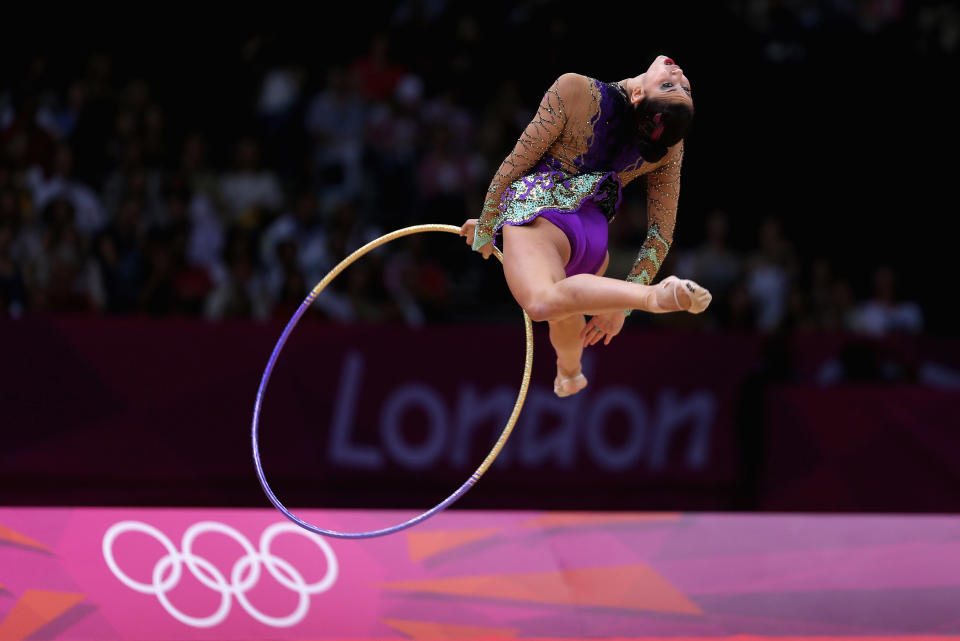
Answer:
[
  {"left": 657, "top": 275, "right": 712, "bottom": 314},
  {"left": 554, "top": 364, "right": 588, "bottom": 398}
]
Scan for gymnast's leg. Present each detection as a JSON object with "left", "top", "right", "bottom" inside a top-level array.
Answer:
[
  {"left": 546, "top": 251, "right": 613, "bottom": 396},
  {"left": 501, "top": 217, "right": 705, "bottom": 322},
  {"left": 548, "top": 311, "right": 589, "bottom": 396},
  {"left": 495, "top": 217, "right": 579, "bottom": 392}
]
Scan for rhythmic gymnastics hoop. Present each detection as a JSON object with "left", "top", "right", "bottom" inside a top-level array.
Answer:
[{"left": 252, "top": 224, "right": 533, "bottom": 539}]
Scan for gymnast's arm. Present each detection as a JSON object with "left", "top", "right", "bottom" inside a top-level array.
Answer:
[
  {"left": 470, "top": 74, "right": 578, "bottom": 253},
  {"left": 625, "top": 142, "right": 684, "bottom": 288}
]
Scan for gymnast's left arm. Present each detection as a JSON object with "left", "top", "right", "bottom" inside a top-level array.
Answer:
[{"left": 625, "top": 142, "right": 683, "bottom": 288}]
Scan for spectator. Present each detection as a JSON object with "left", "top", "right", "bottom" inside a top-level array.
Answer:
[
  {"left": 139, "top": 227, "right": 177, "bottom": 316},
  {"left": 726, "top": 283, "right": 756, "bottom": 331},
  {"left": 260, "top": 190, "right": 327, "bottom": 288},
  {"left": 204, "top": 234, "right": 271, "bottom": 321},
  {"left": 851, "top": 265, "right": 923, "bottom": 336},
  {"left": 350, "top": 34, "right": 405, "bottom": 102},
  {"left": 383, "top": 234, "right": 454, "bottom": 326},
  {"left": 179, "top": 133, "right": 219, "bottom": 200},
  {"left": 675, "top": 209, "right": 742, "bottom": 326},
  {"left": 417, "top": 124, "right": 482, "bottom": 222},
  {"left": 683, "top": 210, "right": 741, "bottom": 297},
  {"left": 264, "top": 237, "right": 304, "bottom": 304},
  {"left": 0, "top": 216, "right": 27, "bottom": 316},
  {"left": 95, "top": 198, "right": 146, "bottom": 313},
  {"left": 32, "top": 198, "right": 102, "bottom": 312},
  {"left": 258, "top": 67, "right": 305, "bottom": 130},
  {"left": 304, "top": 68, "right": 366, "bottom": 210},
  {"left": 25, "top": 144, "right": 106, "bottom": 234},
  {"left": 219, "top": 138, "right": 283, "bottom": 228},
  {"left": 745, "top": 217, "right": 797, "bottom": 332},
  {"left": 272, "top": 259, "right": 308, "bottom": 321},
  {"left": 185, "top": 189, "right": 227, "bottom": 286},
  {"left": 141, "top": 195, "right": 214, "bottom": 316},
  {"left": 102, "top": 147, "right": 164, "bottom": 227},
  {"left": 364, "top": 74, "right": 423, "bottom": 224},
  {"left": 0, "top": 93, "right": 57, "bottom": 170},
  {"left": 0, "top": 21, "right": 937, "bottom": 331}
]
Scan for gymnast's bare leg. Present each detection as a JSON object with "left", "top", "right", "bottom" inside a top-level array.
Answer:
[{"left": 497, "top": 217, "right": 711, "bottom": 396}]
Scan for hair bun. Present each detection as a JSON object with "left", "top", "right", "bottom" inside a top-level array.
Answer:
[{"left": 633, "top": 96, "right": 694, "bottom": 160}]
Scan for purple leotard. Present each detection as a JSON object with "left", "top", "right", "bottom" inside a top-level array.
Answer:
[
  {"left": 480, "top": 79, "right": 642, "bottom": 276},
  {"left": 503, "top": 200, "right": 609, "bottom": 277}
]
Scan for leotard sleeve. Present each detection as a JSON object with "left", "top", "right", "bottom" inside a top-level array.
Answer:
[
  {"left": 472, "top": 74, "right": 582, "bottom": 250},
  {"left": 625, "top": 142, "right": 683, "bottom": 286}
]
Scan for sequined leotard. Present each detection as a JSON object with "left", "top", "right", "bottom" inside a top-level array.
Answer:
[{"left": 473, "top": 73, "right": 683, "bottom": 286}]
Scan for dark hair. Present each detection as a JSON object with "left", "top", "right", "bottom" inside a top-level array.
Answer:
[{"left": 633, "top": 96, "right": 694, "bottom": 162}]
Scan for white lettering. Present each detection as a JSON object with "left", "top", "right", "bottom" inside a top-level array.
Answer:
[
  {"left": 453, "top": 386, "right": 515, "bottom": 467},
  {"left": 584, "top": 387, "right": 649, "bottom": 471},
  {"left": 517, "top": 390, "right": 580, "bottom": 469},
  {"left": 650, "top": 389, "right": 717, "bottom": 470},
  {"left": 325, "top": 353, "right": 718, "bottom": 474},
  {"left": 381, "top": 384, "right": 448, "bottom": 469},
  {"left": 328, "top": 351, "right": 382, "bottom": 469}
]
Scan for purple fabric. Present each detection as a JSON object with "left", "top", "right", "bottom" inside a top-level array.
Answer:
[
  {"left": 533, "top": 81, "right": 646, "bottom": 180},
  {"left": 504, "top": 198, "right": 609, "bottom": 277},
  {"left": 577, "top": 80, "right": 647, "bottom": 174}
]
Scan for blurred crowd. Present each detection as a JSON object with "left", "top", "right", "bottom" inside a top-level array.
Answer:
[{"left": 1, "top": 0, "right": 952, "bottom": 336}]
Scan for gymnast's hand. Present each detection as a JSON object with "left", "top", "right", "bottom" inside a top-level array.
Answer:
[
  {"left": 459, "top": 218, "right": 495, "bottom": 260},
  {"left": 580, "top": 312, "right": 625, "bottom": 347}
]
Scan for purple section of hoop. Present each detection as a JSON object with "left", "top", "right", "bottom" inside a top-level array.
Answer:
[{"left": 251, "top": 296, "right": 481, "bottom": 539}]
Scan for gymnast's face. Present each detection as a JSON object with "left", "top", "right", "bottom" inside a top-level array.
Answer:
[{"left": 637, "top": 55, "right": 693, "bottom": 105}]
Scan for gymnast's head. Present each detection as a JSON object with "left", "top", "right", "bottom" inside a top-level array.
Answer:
[{"left": 623, "top": 54, "right": 694, "bottom": 161}]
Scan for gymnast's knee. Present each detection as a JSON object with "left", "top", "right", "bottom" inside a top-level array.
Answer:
[{"left": 524, "top": 291, "right": 563, "bottom": 322}]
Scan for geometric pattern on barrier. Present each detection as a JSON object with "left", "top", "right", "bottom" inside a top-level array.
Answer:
[
  {"left": 0, "top": 589, "right": 86, "bottom": 641},
  {"left": 381, "top": 565, "right": 702, "bottom": 614},
  {"left": 4, "top": 509, "right": 960, "bottom": 639},
  {"left": 406, "top": 528, "right": 502, "bottom": 561},
  {"left": 0, "top": 525, "right": 51, "bottom": 553},
  {"left": 520, "top": 511, "right": 682, "bottom": 530},
  {"left": 380, "top": 618, "right": 517, "bottom": 638}
]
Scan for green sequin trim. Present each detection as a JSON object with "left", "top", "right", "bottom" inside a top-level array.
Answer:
[
  {"left": 472, "top": 170, "right": 614, "bottom": 251},
  {"left": 623, "top": 222, "right": 672, "bottom": 316}
]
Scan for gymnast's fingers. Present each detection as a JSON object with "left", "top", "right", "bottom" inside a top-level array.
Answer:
[
  {"left": 580, "top": 321, "right": 597, "bottom": 344},
  {"left": 581, "top": 328, "right": 591, "bottom": 347},
  {"left": 588, "top": 328, "right": 604, "bottom": 346}
]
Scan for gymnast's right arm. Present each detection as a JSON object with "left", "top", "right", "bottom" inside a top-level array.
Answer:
[{"left": 469, "top": 74, "right": 576, "bottom": 254}]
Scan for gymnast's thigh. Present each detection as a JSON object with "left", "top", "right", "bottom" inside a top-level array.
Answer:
[{"left": 501, "top": 217, "right": 569, "bottom": 311}]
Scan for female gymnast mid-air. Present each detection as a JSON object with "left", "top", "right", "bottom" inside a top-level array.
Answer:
[{"left": 461, "top": 55, "right": 712, "bottom": 397}]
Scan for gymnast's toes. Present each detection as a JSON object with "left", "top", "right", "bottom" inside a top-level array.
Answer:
[
  {"left": 661, "top": 276, "right": 712, "bottom": 314},
  {"left": 685, "top": 281, "right": 712, "bottom": 314},
  {"left": 554, "top": 373, "right": 588, "bottom": 398}
]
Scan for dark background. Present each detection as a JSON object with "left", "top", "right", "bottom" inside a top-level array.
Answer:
[{"left": 2, "top": 1, "right": 958, "bottom": 511}]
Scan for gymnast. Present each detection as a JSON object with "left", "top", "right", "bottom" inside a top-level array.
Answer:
[{"left": 461, "top": 55, "right": 712, "bottom": 397}]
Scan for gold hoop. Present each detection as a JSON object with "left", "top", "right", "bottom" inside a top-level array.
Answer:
[{"left": 253, "top": 224, "right": 533, "bottom": 538}]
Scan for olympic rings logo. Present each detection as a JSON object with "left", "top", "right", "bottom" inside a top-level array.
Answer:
[{"left": 102, "top": 520, "right": 338, "bottom": 628}]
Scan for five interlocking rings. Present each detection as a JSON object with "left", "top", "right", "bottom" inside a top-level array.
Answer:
[{"left": 102, "top": 520, "right": 338, "bottom": 628}]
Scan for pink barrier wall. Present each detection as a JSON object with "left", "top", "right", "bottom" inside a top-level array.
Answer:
[
  {"left": 0, "top": 318, "right": 759, "bottom": 508},
  {"left": 762, "top": 384, "right": 960, "bottom": 511},
  {"left": 3, "top": 318, "right": 960, "bottom": 511},
  {"left": 3, "top": 507, "right": 960, "bottom": 639}
]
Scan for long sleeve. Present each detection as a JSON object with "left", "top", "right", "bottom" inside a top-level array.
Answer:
[
  {"left": 625, "top": 142, "right": 683, "bottom": 285},
  {"left": 472, "top": 75, "right": 577, "bottom": 250}
]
